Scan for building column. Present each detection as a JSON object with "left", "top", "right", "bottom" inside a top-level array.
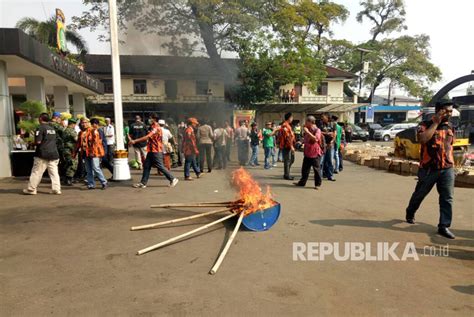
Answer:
[
  {"left": 0, "top": 61, "right": 14, "bottom": 177},
  {"left": 73, "top": 93, "right": 86, "bottom": 115},
  {"left": 53, "top": 86, "right": 70, "bottom": 113},
  {"left": 25, "top": 76, "right": 46, "bottom": 105}
]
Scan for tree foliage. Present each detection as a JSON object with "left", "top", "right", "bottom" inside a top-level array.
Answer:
[
  {"left": 357, "top": 0, "right": 407, "bottom": 41},
  {"left": 16, "top": 15, "right": 88, "bottom": 55}
]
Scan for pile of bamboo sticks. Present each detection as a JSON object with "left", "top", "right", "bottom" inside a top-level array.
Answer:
[{"left": 131, "top": 200, "right": 246, "bottom": 275}]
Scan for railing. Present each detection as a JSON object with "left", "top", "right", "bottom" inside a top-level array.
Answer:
[{"left": 88, "top": 94, "right": 226, "bottom": 104}]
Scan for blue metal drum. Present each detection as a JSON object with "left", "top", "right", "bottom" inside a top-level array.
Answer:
[{"left": 242, "top": 203, "right": 280, "bottom": 231}]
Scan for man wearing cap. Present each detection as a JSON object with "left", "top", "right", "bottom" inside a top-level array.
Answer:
[
  {"left": 23, "top": 113, "right": 61, "bottom": 195},
  {"left": 183, "top": 118, "right": 202, "bottom": 180},
  {"left": 130, "top": 113, "right": 179, "bottom": 188},
  {"left": 62, "top": 118, "right": 78, "bottom": 186},
  {"left": 405, "top": 101, "right": 457, "bottom": 239},
  {"left": 159, "top": 119, "right": 175, "bottom": 171}
]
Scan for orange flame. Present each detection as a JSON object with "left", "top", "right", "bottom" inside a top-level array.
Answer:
[{"left": 232, "top": 167, "right": 276, "bottom": 215}]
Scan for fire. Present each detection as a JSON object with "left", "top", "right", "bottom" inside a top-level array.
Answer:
[{"left": 232, "top": 167, "right": 276, "bottom": 215}]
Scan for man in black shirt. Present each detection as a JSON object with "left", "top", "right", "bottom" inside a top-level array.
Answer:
[
  {"left": 128, "top": 115, "right": 147, "bottom": 169},
  {"left": 23, "top": 113, "right": 62, "bottom": 195}
]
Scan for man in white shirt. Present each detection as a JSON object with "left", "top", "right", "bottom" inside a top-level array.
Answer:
[
  {"left": 104, "top": 117, "right": 115, "bottom": 167},
  {"left": 159, "top": 119, "right": 174, "bottom": 170}
]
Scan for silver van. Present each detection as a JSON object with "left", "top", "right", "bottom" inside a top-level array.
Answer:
[{"left": 373, "top": 123, "right": 418, "bottom": 141}]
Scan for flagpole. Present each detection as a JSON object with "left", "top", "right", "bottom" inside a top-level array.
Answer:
[{"left": 108, "top": 0, "right": 130, "bottom": 180}]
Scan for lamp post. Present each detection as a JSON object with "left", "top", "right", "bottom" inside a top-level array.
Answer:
[
  {"left": 108, "top": 0, "right": 131, "bottom": 180},
  {"left": 356, "top": 47, "right": 372, "bottom": 123}
]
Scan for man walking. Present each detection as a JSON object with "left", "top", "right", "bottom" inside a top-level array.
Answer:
[
  {"left": 183, "top": 118, "right": 202, "bottom": 180},
  {"left": 83, "top": 118, "right": 108, "bottom": 190},
  {"left": 320, "top": 113, "right": 336, "bottom": 181},
  {"left": 23, "top": 113, "right": 61, "bottom": 195},
  {"left": 280, "top": 112, "right": 296, "bottom": 180},
  {"left": 405, "top": 101, "right": 457, "bottom": 239},
  {"left": 129, "top": 115, "right": 147, "bottom": 169},
  {"left": 332, "top": 115, "right": 342, "bottom": 174},
  {"left": 294, "top": 116, "right": 323, "bottom": 189},
  {"left": 197, "top": 119, "right": 214, "bottom": 173},
  {"left": 130, "top": 114, "right": 179, "bottom": 188}
]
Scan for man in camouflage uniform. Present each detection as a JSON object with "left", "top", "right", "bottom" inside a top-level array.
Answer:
[
  {"left": 62, "top": 118, "right": 78, "bottom": 186},
  {"left": 167, "top": 118, "right": 179, "bottom": 168}
]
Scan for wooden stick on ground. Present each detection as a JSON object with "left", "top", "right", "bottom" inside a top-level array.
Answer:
[
  {"left": 130, "top": 208, "right": 230, "bottom": 231},
  {"left": 209, "top": 211, "right": 245, "bottom": 275},
  {"left": 150, "top": 201, "right": 235, "bottom": 208},
  {"left": 137, "top": 213, "right": 237, "bottom": 255}
]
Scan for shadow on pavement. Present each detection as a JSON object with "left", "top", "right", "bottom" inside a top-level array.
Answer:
[{"left": 451, "top": 285, "right": 474, "bottom": 295}]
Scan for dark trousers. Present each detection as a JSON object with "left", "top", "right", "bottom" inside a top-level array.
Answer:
[
  {"left": 282, "top": 148, "right": 295, "bottom": 178},
  {"left": 321, "top": 146, "right": 334, "bottom": 179},
  {"left": 184, "top": 155, "right": 200, "bottom": 178},
  {"left": 406, "top": 168, "right": 454, "bottom": 228},
  {"left": 198, "top": 143, "right": 213, "bottom": 171},
  {"left": 298, "top": 156, "right": 322, "bottom": 187},
  {"left": 141, "top": 152, "right": 174, "bottom": 185},
  {"left": 215, "top": 145, "right": 227, "bottom": 169},
  {"left": 237, "top": 140, "right": 249, "bottom": 166}
]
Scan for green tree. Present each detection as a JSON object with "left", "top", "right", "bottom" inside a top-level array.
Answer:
[
  {"left": 357, "top": 0, "right": 407, "bottom": 41},
  {"left": 16, "top": 15, "right": 88, "bottom": 55}
]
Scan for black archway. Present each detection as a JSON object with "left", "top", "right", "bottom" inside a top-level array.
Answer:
[{"left": 427, "top": 74, "right": 474, "bottom": 107}]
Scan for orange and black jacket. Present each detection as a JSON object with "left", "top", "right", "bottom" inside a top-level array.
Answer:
[{"left": 418, "top": 120, "right": 454, "bottom": 170}]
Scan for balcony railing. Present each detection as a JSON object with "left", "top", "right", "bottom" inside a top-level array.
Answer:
[
  {"left": 297, "top": 95, "right": 356, "bottom": 104},
  {"left": 88, "top": 94, "right": 226, "bottom": 104}
]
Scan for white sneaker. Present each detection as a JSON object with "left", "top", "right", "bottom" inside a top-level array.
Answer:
[
  {"left": 23, "top": 189, "right": 37, "bottom": 195},
  {"left": 170, "top": 178, "right": 179, "bottom": 187},
  {"left": 51, "top": 190, "right": 62, "bottom": 195},
  {"left": 133, "top": 183, "right": 147, "bottom": 188}
]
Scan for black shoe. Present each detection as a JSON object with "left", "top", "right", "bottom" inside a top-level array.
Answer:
[
  {"left": 327, "top": 178, "right": 336, "bottom": 181},
  {"left": 208, "top": 169, "right": 212, "bottom": 173},
  {"left": 284, "top": 176, "right": 295, "bottom": 180},
  {"left": 293, "top": 182, "right": 304, "bottom": 187},
  {"left": 406, "top": 212, "right": 415, "bottom": 224},
  {"left": 101, "top": 183, "right": 108, "bottom": 190},
  {"left": 65, "top": 177, "right": 73, "bottom": 186},
  {"left": 438, "top": 227, "right": 455, "bottom": 239}
]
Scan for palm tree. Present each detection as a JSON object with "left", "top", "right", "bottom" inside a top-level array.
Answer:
[{"left": 16, "top": 16, "right": 88, "bottom": 56}]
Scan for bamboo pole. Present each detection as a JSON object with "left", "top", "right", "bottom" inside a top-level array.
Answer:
[
  {"left": 150, "top": 201, "right": 236, "bottom": 208},
  {"left": 209, "top": 211, "right": 245, "bottom": 275},
  {"left": 137, "top": 213, "right": 237, "bottom": 255},
  {"left": 130, "top": 208, "right": 230, "bottom": 231}
]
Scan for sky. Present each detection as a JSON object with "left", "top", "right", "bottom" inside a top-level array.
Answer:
[{"left": 1, "top": 0, "right": 473, "bottom": 97}]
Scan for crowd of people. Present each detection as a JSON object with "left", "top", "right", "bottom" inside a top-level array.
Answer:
[{"left": 21, "top": 103, "right": 458, "bottom": 239}]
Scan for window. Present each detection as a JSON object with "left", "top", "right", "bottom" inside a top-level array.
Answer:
[
  {"left": 101, "top": 79, "right": 113, "bottom": 94},
  {"left": 317, "top": 82, "right": 328, "bottom": 95},
  {"left": 196, "top": 81, "right": 208, "bottom": 95},
  {"left": 165, "top": 80, "right": 177, "bottom": 100},
  {"left": 133, "top": 79, "right": 147, "bottom": 94}
]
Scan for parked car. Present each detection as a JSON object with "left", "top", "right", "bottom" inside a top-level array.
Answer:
[
  {"left": 349, "top": 123, "right": 369, "bottom": 142},
  {"left": 373, "top": 123, "right": 418, "bottom": 141},
  {"left": 357, "top": 123, "right": 384, "bottom": 140}
]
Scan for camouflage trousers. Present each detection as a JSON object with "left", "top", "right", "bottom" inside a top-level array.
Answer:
[{"left": 63, "top": 151, "right": 78, "bottom": 178}]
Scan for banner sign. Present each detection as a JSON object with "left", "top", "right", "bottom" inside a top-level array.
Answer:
[
  {"left": 233, "top": 110, "right": 255, "bottom": 129},
  {"left": 56, "top": 8, "right": 67, "bottom": 52}
]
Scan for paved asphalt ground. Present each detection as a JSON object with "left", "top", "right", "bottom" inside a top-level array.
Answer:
[{"left": 0, "top": 150, "right": 473, "bottom": 316}]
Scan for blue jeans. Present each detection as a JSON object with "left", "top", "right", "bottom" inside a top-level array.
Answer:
[
  {"left": 249, "top": 145, "right": 259, "bottom": 165},
  {"left": 141, "top": 152, "right": 174, "bottom": 185},
  {"left": 271, "top": 147, "right": 276, "bottom": 165},
  {"left": 264, "top": 147, "right": 273, "bottom": 169},
  {"left": 333, "top": 146, "right": 340, "bottom": 173},
  {"left": 184, "top": 155, "right": 201, "bottom": 178},
  {"left": 321, "top": 146, "right": 335, "bottom": 179},
  {"left": 85, "top": 157, "right": 107, "bottom": 187},
  {"left": 406, "top": 168, "right": 454, "bottom": 228}
]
